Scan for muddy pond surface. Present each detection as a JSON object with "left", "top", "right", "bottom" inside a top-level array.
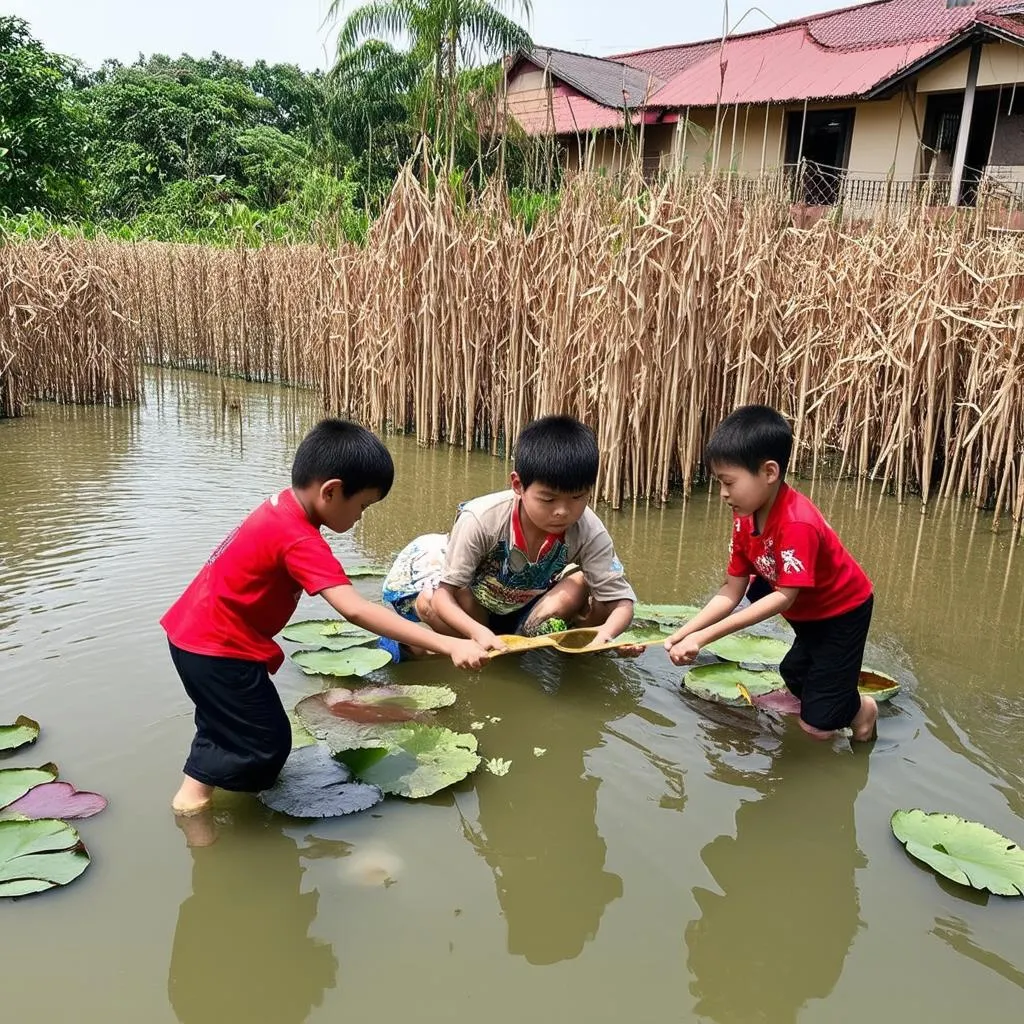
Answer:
[{"left": 1, "top": 371, "right": 1022, "bottom": 1023}]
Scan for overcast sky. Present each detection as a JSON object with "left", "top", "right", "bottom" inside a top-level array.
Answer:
[{"left": 10, "top": 0, "right": 837, "bottom": 71}]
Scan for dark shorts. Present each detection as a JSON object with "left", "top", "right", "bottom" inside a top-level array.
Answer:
[
  {"left": 169, "top": 641, "right": 291, "bottom": 792},
  {"left": 780, "top": 595, "right": 874, "bottom": 731}
]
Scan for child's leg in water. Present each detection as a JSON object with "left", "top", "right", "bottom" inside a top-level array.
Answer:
[
  {"left": 173, "top": 775, "right": 214, "bottom": 815},
  {"left": 519, "top": 573, "right": 590, "bottom": 634}
]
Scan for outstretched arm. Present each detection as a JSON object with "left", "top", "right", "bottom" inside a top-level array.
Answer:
[
  {"left": 666, "top": 582, "right": 797, "bottom": 666},
  {"left": 319, "top": 585, "right": 489, "bottom": 669}
]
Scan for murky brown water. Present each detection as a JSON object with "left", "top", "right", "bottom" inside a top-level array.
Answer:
[{"left": 1, "top": 371, "right": 1022, "bottom": 1023}]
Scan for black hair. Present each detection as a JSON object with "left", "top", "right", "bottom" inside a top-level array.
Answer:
[
  {"left": 291, "top": 419, "right": 394, "bottom": 497},
  {"left": 704, "top": 404, "right": 793, "bottom": 478},
  {"left": 513, "top": 415, "right": 600, "bottom": 492}
]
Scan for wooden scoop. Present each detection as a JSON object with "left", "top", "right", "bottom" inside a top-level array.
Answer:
[{"left": 487, "top": 626, "right": 665, "bottom": 658}]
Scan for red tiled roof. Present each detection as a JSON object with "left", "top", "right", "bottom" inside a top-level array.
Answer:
[{"left": 628, "top": 0, "right": 1024, "bottom": 107}]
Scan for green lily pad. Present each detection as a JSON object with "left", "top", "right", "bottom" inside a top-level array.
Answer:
[
  {"left": 634, "top": 603, "right": 701, "bottom": 627},
  {"left": 336, "top": 724, "right": 480, "bottom": 798},
  {"left": 616, "top": 620, "right": 672, "bottom": 644},
  {"left": 345, "top": 564, "right": 388, "bottom": 578},
  {"left": 280, "top": 619, "right": 378, "bottom": 650},
  {"left": 891, "top": 809, "right": 1024, "bottom": 896},
  {"left": 291, "top": 646, "right": 392, "bottom": 678},
  {"left": 0, "top": 764, "right": 58, "bottom": 810},
  {"left": 860, "top": 668, "right": 900, "bottom": 702},
  {"left": 258, "top": 745, "right": 383, "bottom": 818},
  {"left": 706, "top": 633, "right": 791, "bottom": 666},
  {"left": 683, "top": 664, "right": 786, "bottom": 706},
  {"left": 288, "top": 711, "right": 317, "bottom": 750},
  {"left": 0, "top": 818, "right": 90, "bottom": 897},
  {"left": 0, "top": 716, "right": 40, "bottom": 754}
]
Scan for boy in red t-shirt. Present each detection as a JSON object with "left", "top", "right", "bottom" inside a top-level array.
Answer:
[
  {"left": 664, "top": 405, "right": 877, "bottom": 741},
  {"left": 161, "top": 419, "right": 489, "bottom": 817}
]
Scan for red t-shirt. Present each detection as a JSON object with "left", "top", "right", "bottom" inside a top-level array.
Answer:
[
  {"left": 726, "top": 483, "right": 872, "bottom": 621},
  {"left": 161, "top": 489, "right": 350, "bottom": 672}
]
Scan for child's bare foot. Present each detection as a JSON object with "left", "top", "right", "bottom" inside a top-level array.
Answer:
[
  {"left": 174, "top": 805, "right": 218, "bottom": 848},
  {"left": 851, "top": 695, "right": 878, "bottom": 741},
  {"left": 172, "top": 775, "right": 214, "bottom": 816}
]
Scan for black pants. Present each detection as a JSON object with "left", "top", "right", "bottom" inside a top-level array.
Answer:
[
  {"left": 169, "top": 642, "right": 291, "bottom": 792},
  {"left": 780, "top": 595, "right": 874, "bottom": 731}
]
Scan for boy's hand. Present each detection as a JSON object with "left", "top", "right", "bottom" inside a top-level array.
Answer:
[
  {"left": 667, "top": 633, "right": 704, "bottom": 665},
  {"left": 472, "top": 627, "right": 508, "bottom": 654},
  {"left": 448, "top": 638, "right": 491, "bottom": 670},
  {"left": 588, "top": 631, "right": 644, "bottom": 658}
]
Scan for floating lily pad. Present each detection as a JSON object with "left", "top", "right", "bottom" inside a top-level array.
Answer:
[
  {"left": 321, "top": 685, "right": 457, "bottom": 723},
  {"left": 634, "top": 603, "right": 701, "bottom": 627},
  {"left": 706, "top": 633, "right": 791, "bottom": 666},
  {"left": 0, "top": 782, "right": 106, "bottom": 821},
  {"left": 0, "top": 764, "right": 58, "bottom": 810},
  {"left": 616, "top": 621, "right": 672, "bottom": 644},
  {"left": 0, "top": 818, "right": 90, "bottom": 897},
  {"left": 683, "top": 664, "right": 786, "bottom": 706},
  {"left": 294, "top": 693, "right": 395, "bottom": 752},
  {"left": 280, "top": 619, "right": 378, "bottom": 650},
  {"left": 336, "top": 724, "right": 480, "bottom": 798},
  {"left": 345, "top": 564, "right": 388, "bottom": 578},
  {"left": 291, "top": 646, "right": 392, "bottom": 678},
  {"left": 859, "top": 668, "right": 900, "bottom": 702},
  {"left": 288, "top": 711, "right": 317, "bottom": 750},
  {"left": 258, "top": 745, "right": 383, "bottom": 818},
  {"left": 750, "top": 689, "right": 802, "bottom": 715},
  {"left": 891, "top": 809, "right": 1024, "bottom": 896},
  {"left": 0, "top": 716, "right": 40, "bottom": 754}
]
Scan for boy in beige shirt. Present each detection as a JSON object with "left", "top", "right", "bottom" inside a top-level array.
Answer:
[{"left": 381, "top": 416, "right": 636, "bottom": 655}]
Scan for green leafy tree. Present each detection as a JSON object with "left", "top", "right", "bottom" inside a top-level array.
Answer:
[
  {"left": 327, "top": 0, "right": 533, "bottom": 168},
  {"left": 0, "top": 17, "right": 90, "bottom": 215}
]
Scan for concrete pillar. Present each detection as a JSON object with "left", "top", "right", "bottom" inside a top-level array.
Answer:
[{"left": 949, "top": 42, "right": 983, "bottom": 206}]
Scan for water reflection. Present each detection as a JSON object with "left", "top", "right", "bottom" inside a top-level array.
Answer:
[
  {"left": 168, "top": 809, "right": 340, "bottom": 1024},
  {"left": 457, "top": 655, "right": 633, "bottom": 965},
  {"left": 932, "top": 916, "right": 1024, "bottom": 991},
  {"left": 687, "top": 741, "right": 870, "bottom": 1024}
]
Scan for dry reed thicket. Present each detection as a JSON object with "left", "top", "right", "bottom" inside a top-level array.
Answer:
[
  {"left": 0, "top": 238, "right": 141, "bottom": 417},
  {"left": 4, "top": 174, "right": 1024, "bottom": 530}
]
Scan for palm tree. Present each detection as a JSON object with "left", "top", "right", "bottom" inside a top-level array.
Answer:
[{"left": 326, "top": 0, "right": 532, "bottom": 169}]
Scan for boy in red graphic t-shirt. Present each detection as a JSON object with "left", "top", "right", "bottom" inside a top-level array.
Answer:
[
  {"left": 161, "top": 420, "right": 489, "bottom": 819},
  {"left": 664, "top": 405, "right": 877, "bottom": 742}
]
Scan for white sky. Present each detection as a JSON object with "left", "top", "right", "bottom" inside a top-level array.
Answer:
[{"left": 10, "top": 0, "right": 837, "bottom": 71}]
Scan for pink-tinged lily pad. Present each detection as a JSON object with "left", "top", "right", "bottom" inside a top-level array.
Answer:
[
  {"left": 0, "top": 782, "right": 107, "bottom": 821},
  {"left": 750, "top": 690, "right": 802, "bottom": 715}
]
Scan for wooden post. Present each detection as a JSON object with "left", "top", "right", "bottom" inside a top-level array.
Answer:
[{"left": 949, "top": 42, "right": 983, "bottom": 206}]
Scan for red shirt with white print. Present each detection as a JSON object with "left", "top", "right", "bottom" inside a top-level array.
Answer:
[
  {"left": 161, "top": 488, "right": 350, "bottom": 672},
  {"left": 726, "top": 483, "right": 872, "bottom": 622}
]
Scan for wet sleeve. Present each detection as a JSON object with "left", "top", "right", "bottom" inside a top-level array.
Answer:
[
  {"left": 726, "top": 521, "right": 754, "bottom": 577},
  {"left": 439, "top": 512, "right": 491, "bottom": 589},
  {"left": 773, "top": 522, "right": 819, "bottom": 588},
  {"left": 573, "top": 516, "right": 636, "bottom": 605},
  {"left": 283, "top": 536, "right": 351, "bottom": 595}
]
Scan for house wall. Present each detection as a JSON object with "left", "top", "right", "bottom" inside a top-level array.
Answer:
[
  {"left": 917, "top": 42, "right": 1024, "bottom": 93},
  {"left": 846, "top": 93, "right": 925, "bottom": 178}
]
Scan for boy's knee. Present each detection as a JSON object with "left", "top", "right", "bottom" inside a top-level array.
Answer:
[{"left": 798, "top": 717, "right": 835, "bottom": 740}]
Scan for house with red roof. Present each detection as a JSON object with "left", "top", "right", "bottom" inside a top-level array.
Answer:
[{"left": 504, "top": 0, "right": 1024, "bottom": 207}]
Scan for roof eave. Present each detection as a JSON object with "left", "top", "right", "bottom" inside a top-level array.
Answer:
[{"left": 866, "top": 23, "right": 1024, "bottom": 100}]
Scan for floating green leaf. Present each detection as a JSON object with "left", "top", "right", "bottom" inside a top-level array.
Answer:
[
  {"left": 860, "top": 669, "right": 900, "bottom": 702},
  {"left": 345, "top": 564, "right": 388, "bottom": 578},
  {"left": 0, "top": 764, "right": 58, "bottom": 810},
  {"left": 683, "top": 664, "right": 786, "bottom": 706},
  {"left": 0, "top": 818, "right": 90, "bottom": 897},
  {"left": 280, "top": 619, "right": 378, "bottom": 650},
  {"left": 616, "top": 620, "right": 671, "bottom": 644},
  {"left": 288, "top": 711, "right": 317, "bottom": 750},
  {"left": 258, "top": 745, "right": 383, "bottom": 818},
  {"left": 891, "top": 809, "right": 1024, "bottom": 896},
  {"left": 634, "top": 603, "right": 701, "bottom": 627},
  {"left": 336, "top": 724, "right": 480, "bottom": 798},
  {"left": 706, "top": 633, "right": 791, "bottom": 666},
  {"left": 0, "top": 716, "right": 40, "bottom": 754},
  {"left": 291, "top": 646, "right": 392, "bottom": 678}
]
